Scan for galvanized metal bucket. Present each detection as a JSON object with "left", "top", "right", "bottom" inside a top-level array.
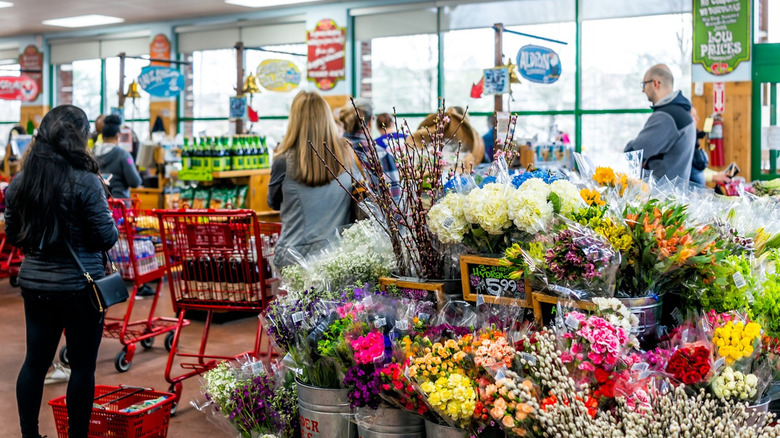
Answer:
[
  {"left": 297, "top": 381, "right": 356, "bottom": 438},
  {"left": 355, "top": 405, "right": 425, "bottom": 438},
  {"left": 424, "top": 419, "right": 468, "bottom": 438},
  {"left": 618, "top": 295, "right": 663, "bottom": 337}
]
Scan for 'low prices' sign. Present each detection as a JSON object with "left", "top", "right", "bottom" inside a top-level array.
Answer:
[{"left": 693, "top": 0, "right": 750, "bottom": 79}]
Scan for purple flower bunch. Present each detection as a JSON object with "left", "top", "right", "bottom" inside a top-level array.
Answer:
[
  {"left": 226, "top": 373, "right": 281, "bottom": 436},
  {"left": 344, "top": 365, "right": 382, "bottom": 409},
  {"left": 545, "top": 229, "right": 614, "bottom": 282}
]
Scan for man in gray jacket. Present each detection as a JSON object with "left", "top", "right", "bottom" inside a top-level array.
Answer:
[{"left": 624, "top": 64, "right": 695, "bottom": 181}]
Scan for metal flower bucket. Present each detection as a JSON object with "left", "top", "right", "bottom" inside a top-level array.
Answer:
[
  {"left": 424, "top": 419, "right": 468, "bottom": 438},
  {"left": 297, "top": 380, "right": 356, "bottom": 438},
  {"left": 618, "top": 295, "right": 663, "bottom": 337},
  {"left": 355, "top": 404, "right": 425, "bottom": 438}
]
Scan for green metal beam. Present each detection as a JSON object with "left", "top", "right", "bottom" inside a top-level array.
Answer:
[
  {"left": 437, "top": 6, "right": 444, "bottom": 101},
  {"left": 574, "top": 0, "right": 582, "bottom": 153}
]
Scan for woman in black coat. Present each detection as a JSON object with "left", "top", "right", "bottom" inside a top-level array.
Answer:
[{"left": 5, "top": 105, "right": 118, "bottom": 438}]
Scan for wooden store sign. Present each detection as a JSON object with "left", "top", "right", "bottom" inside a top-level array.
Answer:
[
  {"left": 460, "top": 255, "right": 531, "bottom": 307},
  {"left": 378, "top": 276, "right": 446, "bottom": 310},
  {"left": 307, "top": 19, "right": 345, "bottom": 91},
  {"left": 18, "top": 45, "right": 42, "bottom": 101}
]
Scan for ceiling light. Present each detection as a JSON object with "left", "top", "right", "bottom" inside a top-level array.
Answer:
[
  {"left": 0, "top": 2, "right": 14, "bottom": 8},
  {"left": 225, "top": 0, "right": 319, "bottom": 8},
  {"left": 42, "top": 14, "right": 124, "bottom": 28}
]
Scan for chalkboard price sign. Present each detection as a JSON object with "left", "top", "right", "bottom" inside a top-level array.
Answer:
[{"left": 460, "top": 255, "right": 532, "bottom": 308}]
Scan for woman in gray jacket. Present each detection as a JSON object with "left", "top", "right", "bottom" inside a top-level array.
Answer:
[
  {"left": 267, "top": 90, "right": 356, "bottom": 269},
  {"left": 6, "top": 105, "right": 118, "bottom": 438}
]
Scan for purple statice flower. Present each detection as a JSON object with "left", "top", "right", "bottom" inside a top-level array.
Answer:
[
  {"left": 344, "top": 365, "right": 382, "bottom": 409},
  {"left": 226, "top": 373, "right": 279, "bottom": 435}
]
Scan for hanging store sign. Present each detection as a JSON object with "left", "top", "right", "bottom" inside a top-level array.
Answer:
[
  {"left": 137, "top": 66, "right": 184, "bottom": 97},
  {"left": 516, "top": 45, "right": 561, "bottom": 84},
  {"left": 150, "top": 34, "right": 171, "bottom": 67},
  {"left": 0, "top": 75, "right": 39, "bottom": 102},
  {"left": 307, "top": 18, "right": 345, "bottom": 91},
  {"left": 256, "top": 59, "right": 301, "bottom": 92},
  {"left": 19, "top": 45, "right": 42, "bottom": 101},
  {"left": 692, "top": 0, "right": 750, "bottom": 82},
  {"left": 483, "top": 67, "right": 510, "bottom": 95}
]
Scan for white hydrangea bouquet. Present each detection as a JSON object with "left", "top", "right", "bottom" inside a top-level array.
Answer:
[{"left": 428, "top": 172, "right": 583, "bottom": 255}]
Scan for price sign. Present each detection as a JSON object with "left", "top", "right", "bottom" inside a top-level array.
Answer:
[{"left": 459, "top": 255, "right": 531, "bottom": 308}]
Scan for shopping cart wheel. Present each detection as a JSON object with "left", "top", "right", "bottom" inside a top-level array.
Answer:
[
  {"left": 9, "top": 275, "right": 18, "bottom": 287},
  {"left": 114, "top": 349, "right": 132, "bottom": 373},
  {"left": 59, "top": 346, "right": 69, "bottom": 365},
  {"left": 140, "top": 337, "right": 154, "bottom": 350},
  {"left": 168, "top": 383, "right": 183, "bottom": 416},
  {"left": 164, "top": 332, "right": 175, "bottom": 352}
]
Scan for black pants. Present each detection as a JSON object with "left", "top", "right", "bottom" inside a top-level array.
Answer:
[{"left": 17, "top": 289, "right": 103, "bottom": 438}]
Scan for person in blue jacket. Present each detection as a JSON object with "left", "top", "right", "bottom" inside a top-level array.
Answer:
[{"left": 624, "top": 64, "right": 695, "bottom": 181}]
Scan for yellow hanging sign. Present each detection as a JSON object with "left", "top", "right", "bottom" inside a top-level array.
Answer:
[{"left": 256, "top": 59, "right": 301, "bottom": 92}]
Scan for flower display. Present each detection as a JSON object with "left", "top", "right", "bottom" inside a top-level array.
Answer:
[
  {"left": 459, "top": 330, "right": 515, "bottom": 370},
  {"left": 379, "top": 363, "right": 429, "bottom": 416},
  {"left": 711, "top": 366, "right": 758, "bottom": 400},
  {"left": 427, "top": 192, "right": 469, "bottom": 243},
  {"left": 580, "top": 188, "right": 605, "bottom": 207},
  {"left": 419, "top": 373, "right": 478, "bottom": 426},
  {"left": 475, "top": 370, "right": 536, "bottom": 437},
  {"left": 544, "top": 227, "right": 618, "bottom": 295},
  {"left": 712, "top": 320, "right": 761, "bottom": 365},
  {"left": 506, "top": 179, "right": 554, "bottom": 234},
  {"left": 665, "top": 346, "right": 711, "bottom": 385},
  {"left": 559, "top": 311, "right": 631, "bottom": 373},
  {"left": 351, "top": 331, "right": 387, "bottom": 365},
  {"left": 511, "top": 169, "right": 563, "bottom": 188},
  {"left": 569, "top": 206, "right": 634, "bottom": 253},
  {"left": 463, "top": 183, "right": 512, "bottom": 235},
  {"left": 343, "top": 365, "right": 382, "bottom": 409}
]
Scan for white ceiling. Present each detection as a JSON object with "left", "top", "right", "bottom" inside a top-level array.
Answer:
[{"left": 0, "top": 0, "right": 333, "bottom": 38}]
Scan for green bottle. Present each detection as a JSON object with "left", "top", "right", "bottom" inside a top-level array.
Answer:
[{"left": 182, "top": 137, "right": 191, "bottom": 170}]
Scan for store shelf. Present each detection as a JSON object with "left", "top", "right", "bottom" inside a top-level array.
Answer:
[{"left": 212, "top": 169, "right": 270, "bottom": 178}]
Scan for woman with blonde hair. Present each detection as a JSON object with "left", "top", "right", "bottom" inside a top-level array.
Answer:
[{"left": 267, "top": 90, "right": 355, "bottom": 268}]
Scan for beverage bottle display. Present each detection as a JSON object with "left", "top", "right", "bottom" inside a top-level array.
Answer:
[
  {"left": 182, "top": 137, "right": 191, "bottom": 170},
  {"left": 184, "top": 259, "right": 198, "bottom": 299},
  {"left": 230, "top": 137, "right": 240, "bottom": 171},
  {"left": 212, "top": 257, "right": 228, "bottom": 300},
  {"left": 227, "top": 258, "right": 245, "bottom": 302}
]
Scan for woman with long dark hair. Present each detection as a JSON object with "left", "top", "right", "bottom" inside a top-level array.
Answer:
[{"left": 6, "top": 105, "right": 118, "bottom": 438}]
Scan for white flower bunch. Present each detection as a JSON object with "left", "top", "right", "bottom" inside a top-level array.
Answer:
[
  {"left": 592, "top": 297, "right": 640, "bottom": 331},
  {"left": 463, "top": 183, "right": 512, "bottom": 235},
  {"left": 549, "top": 180, "right": 585, "bottom": 216},
  {"left": 507, "top": 178, "right": 554, "bottom": 233},
  {"left": 712, "top": 366, "right": 758, "bottom": 400},
  {"left": 203, "top": 361, "right": 239, "bottom": 412},
  {"left": 427, "top": 192, "right": 469, "bottom": 243}
]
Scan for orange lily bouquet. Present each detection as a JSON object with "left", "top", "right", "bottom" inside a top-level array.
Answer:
[{"left": 622, "top": 199, "right": 726, "bottom": 297}]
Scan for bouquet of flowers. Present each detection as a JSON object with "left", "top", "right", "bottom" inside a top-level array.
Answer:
[
  {"left": 711, "top": 319, "right": 761, "bottom": 366},
  {"left": 196, "top": 358, "right": 298, "bottom": 438},
  {"left": 474, "top": 369, "right": 537, "bottom": 437}
]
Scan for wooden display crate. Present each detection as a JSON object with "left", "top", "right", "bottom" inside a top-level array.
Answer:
[
  {"left": 378, "top": 277, "right": 446, "bottom": 310},
  {"left": 531, "top": 291, "right": 596, "bottom": 327}
]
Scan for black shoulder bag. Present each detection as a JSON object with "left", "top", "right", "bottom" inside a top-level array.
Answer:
[{"left": 64, "top": 240, "right": 128, "bottom": 312}]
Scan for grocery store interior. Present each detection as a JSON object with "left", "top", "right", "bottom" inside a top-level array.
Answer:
[{"left": 0, "top": 0, "right": 779, "bottom": 437}]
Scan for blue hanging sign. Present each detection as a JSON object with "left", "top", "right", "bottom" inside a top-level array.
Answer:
[
  {"left": 516, "top": 45, "right": 561, "bottom": 84},
  {"left": 137, "top": 66, "right": 184, "bottom": 97}
]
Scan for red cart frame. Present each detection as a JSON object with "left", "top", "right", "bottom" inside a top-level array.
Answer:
[
  {"left": 0, "top": 232, "right": 23, "bottom": 285},
  {"left": 154, "top": 208, "right": 280, "bottom": 408}
]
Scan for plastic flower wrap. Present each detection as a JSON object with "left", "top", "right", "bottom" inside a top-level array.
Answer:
[
  {"left": 665, "top": 345, "right": 712, "bottom": 386},
  {"left": 196, "top": 359, "right": 298, "bottom": 438},
  {"left": 459, "top": 329, "right": 516, "bottom": 371},
  {"left": 475, "top": 369, "right": 537, "bottom": 437},
  {"left": 689, "top": 253, "right": 758, "bottom": 313},
  {"left": 419, "top": 373, "right": 478, "bottom": 427},
  {"left": 541, "top": 221, "right": 621, "bottom": 298},
  {"left": 549, "top": 179, "right": 585, "bottom": 216}
]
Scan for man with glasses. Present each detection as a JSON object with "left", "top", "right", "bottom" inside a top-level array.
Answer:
[{"left": 624, "top": 64, "right": 695, "bottom": 181}]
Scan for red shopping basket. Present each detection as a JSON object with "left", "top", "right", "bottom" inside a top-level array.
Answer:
[{"left": 49, "top": 385, "right": 175, "bottom": 438}]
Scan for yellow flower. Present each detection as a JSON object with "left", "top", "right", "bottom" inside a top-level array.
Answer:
[
  {"left": 593, "top": 167, "right": 617, "bottom": 186},
  {"left": 580, "top": 188, "right": 605, "bottom": 207},
  {"left": 420, "top": 381, "right": 435, "bottom": 394}
]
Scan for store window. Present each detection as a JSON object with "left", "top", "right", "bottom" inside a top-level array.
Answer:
[
  {"left": 582, "top": 13, "right": 693, "bottom": 110},
  {"left": 57, "top": 59, "right": 102, "bottom": 121},
  {"left": 106, "top": 57, "right": 151, "bottom": 121},
  {"left": 580, "top": 113, "right": 649, "bottom": 159},
  {"left": 0, "top": 62, "right": 21, "bottom": 148},
  {"left": 443, "top": 22, "right": 576, "bottom": 114},
  {"left": 186, "top": 49, "right": 237, "bottom": 120}
]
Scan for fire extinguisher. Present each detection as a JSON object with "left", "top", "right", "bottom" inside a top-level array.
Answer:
[{"left": 709, "top": 113, "right": 725, "bottom": 167}]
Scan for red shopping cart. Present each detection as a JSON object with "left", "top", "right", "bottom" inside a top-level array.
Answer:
[
  {"left": 49, "top": 385, "right": 175, "bottom": 438},
  {"left": 153, "top": 208, "right": 280, "bottom": 410},
  {"left": 60, "top": 199, "right": 187, "bottom": 372},
  {"left": 0, "top": 232, "right": 23, "bottom": 286}
]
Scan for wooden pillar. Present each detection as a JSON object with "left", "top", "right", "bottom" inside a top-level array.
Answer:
[
  {"left": 691, "top": 82, "right": 752, "bottom": 181},
  {"left": 118, "top": 52, "right": 126, "bottom": 109},
  {"left": 493, "top": 23, "right": 504, "bottom": 113},
  {"left": 235, "top": 42, "right": 244, "bottom": 135}
]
